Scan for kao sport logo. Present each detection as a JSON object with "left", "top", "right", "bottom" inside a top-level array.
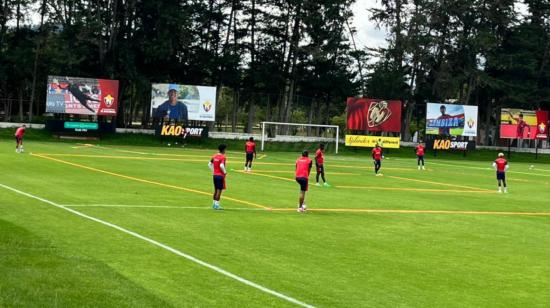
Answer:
[
  {"left": 367, "top": 100, "right": 392, "bottom": 128},
  {"left": 203, "top": 100, "right": 212, "bottom": 112},
  {"left": 104, "top": 94, "right": 115, "bottom": 107},
  {"left": 161, "top": 125, "right": 204, "bottom": 137},
  {"left": 432, "top": 139, "right": 469, "bottom": 150}
]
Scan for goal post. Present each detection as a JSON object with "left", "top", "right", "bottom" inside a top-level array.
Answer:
[{"left": 260, "top": 121, "right": 340, "bottom": 154}]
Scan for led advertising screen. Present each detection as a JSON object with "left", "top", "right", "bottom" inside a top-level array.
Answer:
[{"left": 46, "top": 76, "right": 119, "bottom": 115}]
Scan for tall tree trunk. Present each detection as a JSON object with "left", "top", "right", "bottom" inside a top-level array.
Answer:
[
  {"left": 29, "top": 0, "right": 47, "bottom": 122},
  {"left": 231, "top": 90, "right": 238, "bottom": 132}
]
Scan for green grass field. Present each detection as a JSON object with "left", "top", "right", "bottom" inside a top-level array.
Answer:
[{"left": 1, "top": 139, "right": 550, "bottom": 307}]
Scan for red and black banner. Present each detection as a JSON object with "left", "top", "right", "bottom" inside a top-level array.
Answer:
[
  {"left": 347, "top": 98, "right": 402, "bottom": 132},
  {"left": 536, "top": 110, "right": 548, "bottom": 139}
]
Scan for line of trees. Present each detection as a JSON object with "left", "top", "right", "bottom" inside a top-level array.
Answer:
[{"left": 0, "top": 0, "right": 548, "bottom": 144}]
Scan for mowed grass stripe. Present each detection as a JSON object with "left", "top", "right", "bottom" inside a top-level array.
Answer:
[
  {"left": 65, "top": 203, "right": 550, "bottom": 217},
  {"left": 31, "top": 154, "right": 270, "bottom": 210},
  {"left": 0, "top": 183, "right": 314, "bottom": 308}
]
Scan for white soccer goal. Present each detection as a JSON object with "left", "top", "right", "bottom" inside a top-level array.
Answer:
[{"left": 260, "top": 121, "right": 340, "bottom": 154}]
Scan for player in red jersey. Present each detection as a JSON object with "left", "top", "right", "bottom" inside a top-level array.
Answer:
[
  {"left": 315, "top": 144, "right": 330, "bottom": 187},
  {"left": 492, "top": 153, "right": 509, "bottom": 193},
  {"left": 415, "top": 142, "right": 425, "bottom": 170},
  {"left": 14, "top": 124, "right": 26, "bottom": 153},
  {"left": 208, "top": 144, "right": 227, "bottom": 209},
  {"left": 372, "top": 145, "right": 383, "bottom": 176},
  {"left": 244, "top": 137, "right": 256, "bottom": 172},
  {"left": 295, "top": 150, "right": 313, "bottom": 212}
]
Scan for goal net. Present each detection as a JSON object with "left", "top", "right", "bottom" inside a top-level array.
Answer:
[{"left": 260, "top": 121, "right": 340, "bottom": 154}]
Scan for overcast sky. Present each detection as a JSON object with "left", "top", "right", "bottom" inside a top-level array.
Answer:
[{"left": 350, "top": 1, "right": 388, "bottom": 50}]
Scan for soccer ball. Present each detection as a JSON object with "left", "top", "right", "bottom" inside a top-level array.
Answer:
[
  {"left": 167, "top": 143, "right": 171, "bottom": 147},
  {"left": 302, "top": 204, "right": 307, "bottom": 210}
]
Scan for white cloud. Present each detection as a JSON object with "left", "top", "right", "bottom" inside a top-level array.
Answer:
[{"left": 351, "top": 0, "right": 388, "bottom": 50}]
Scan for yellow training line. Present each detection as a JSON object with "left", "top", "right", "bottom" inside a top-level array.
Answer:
[
  {"left": 335, "top": 185, "right": 493, "bottom": 193},
  {"left": 236, "top": 170, "right": 295, "bottom": 182},
  {"left": 249, "top": 170, "right": 358, "bottom": 176},
  {"left": 31, "top": 154, "right": 270, "bottom": 210},
  {"left": 258, "top": 154, "right": 267, "bottom": 160},
  {"left": 269, "top": 208, "right": 550, "bottom": 217},
  {"left": 386, "top": 175, "right": 493, "bottom": 192},
  {"left": 31, "top": 153, "right": 292, "bottom": 166}
]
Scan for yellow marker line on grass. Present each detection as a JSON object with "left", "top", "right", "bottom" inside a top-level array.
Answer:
[
  {"left": 31, "top": 154, "right": 270, "bottom": 210},
  {"left": 385, "top": 174, "right": 493, "bottom": 192},
  {"left": 258, "top": 154, "right": 267, "bottom": 160},
  {"left": 269, "top": 208, "right": 550, "bottom": 217},
  {"left": 250, "top": 170, "right": 358, "bottom": 176},
  {"left": 32, "top": 153, "right": 294, "bottom": 166},
  {"left": 64, "top": 203, "right": 550, "bottom": 217},
  {"left": 236, "top": 170, "right": 295, "bottom": 182},
  {"left": 335, "top": 185, "right": 493, "bottom": 193},
  {"left": 330, "top": 164, "right": 420, "bottom": 172}
]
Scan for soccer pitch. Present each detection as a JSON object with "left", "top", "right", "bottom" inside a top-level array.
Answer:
[{"left": 1, "top": 140, "right": 550, "bottom": 307}]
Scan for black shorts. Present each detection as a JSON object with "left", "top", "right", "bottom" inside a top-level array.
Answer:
[
  {"left": 417, "top": 155, "right": 424, "bottom": 160},
  {"left": 496, "top": 172, "right": 505, "bottom": 180},
  {"left": 213, "top": 175, "right": 226, "bottom": 190},
  {"left": 246, "top": 152, "right": 254, "bottom": 161},
  {"left": 15, "top": 136, "right": 22, "bottom": 144},
  {"left": 374, "top": 159, "right": 381, "bottom": 167},
  {"left": 296, "top": 177, "right": 308, "bottom": 192},
  {"left": 316, "top": 163, "right": 324, "bottom": 173}
]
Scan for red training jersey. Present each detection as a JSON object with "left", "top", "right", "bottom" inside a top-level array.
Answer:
[
  {"left": 516, "top": 119, "right": 528, "bottom": 137},
  {"left": 315, "top": 149, "right": 324, "bottom": 165},
  {"left": 211, "top": 153, "right": 227, "bottom": 176},
  {"left": 245, "top": 141, "right": 256, "bottom": 153},
  {"left": 295, "top": 157, "right": 312, "bottom": 178},
  {"left": 494, "top": 158, "right": 508, "bottom": 172},
  {"left": 372, "top": 147, "right": 382, "bottom": 160},
  {"left": 416, "top": 145, "right": 425, "bottom": 156},
  {"left": 15, "top": 127, "right": 25, "bottom": 138}
]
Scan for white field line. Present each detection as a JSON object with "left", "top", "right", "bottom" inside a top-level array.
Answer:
[
  {"left": 0, "top": 183, "right": 314, "bottom": 308},
  {"left": 64, "top": 204, "right": 266, "bottom": 211},
  {"left": 428, "top": 161, "right": 550, "bottom": 177}
]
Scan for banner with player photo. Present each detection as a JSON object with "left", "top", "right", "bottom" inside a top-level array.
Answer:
[
  {"left": 151, "top": 83, "right": 216, "bottom": 122},
  {"left": 345, "top": 135, "right": 400, "bottom": 148},
  {"left": 425, "top": 103, "right": 478, "bottom": 137},
  {"left": 155, "top": 123, "right": 209, "bottom": 139},
  {"left": 346, "top": 98, "right": 402, "bottom": 132},
  {"left": 46, "top": 76, "right": 119, "bottom": 116},
  {"left": 499, "top": 108, "right": 546, "bottom": 139},
  {"left": 426, "top": 138, "right": 476, "bottom": 151}
]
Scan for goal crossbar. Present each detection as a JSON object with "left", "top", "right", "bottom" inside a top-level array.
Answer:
[{"left": 260, "top": 121, "right": 340, "bottom": 154}]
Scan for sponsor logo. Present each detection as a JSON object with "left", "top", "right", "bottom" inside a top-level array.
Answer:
[
  {"left": 203, "top": 100, "right": 212, "bottom": 112},
  {"left": 367, "top": 101, "right": 391, "bottom": 128},
  {"left": 539, "top": 122, "right": 546, "bottom": 134},
  {"left": 467, "top": 118, "right": 475, "bottom": 129},
  {"left": 345, "top": 135, "right": 400, "bottom": 149},
  {"left": 104, "top": 94, "right": 115, "bottom": 107},
  {"left": 432, "top": 139, "right": 470, "bottom": 150},
  {"left": 160, "top": 125, "right": 205, "bottom": 137}
]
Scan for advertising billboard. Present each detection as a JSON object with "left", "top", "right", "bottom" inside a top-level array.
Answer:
[
  {"left": 499, "top": 109, "right": 547, "bottom": 139},
  {"left": 425, "top": 103, "right": 478, "bottom": 137},
  {"left": 155, "top": 124, "right": 209, "bottom": 139},
  {"left": 425, "top": 139, "right": 476, "bottom": 151},
  {"left": 344, "top": 135, "right": 400, "bottom": 148},
  {"left": 347, "top": 98, "right": 402, "bottom": 132},
  {"left": 46, "top": 76, "right": 119, "bottom": 115},
  {"left": 151, "top": 83, "right": 216, "bottom": 122}
]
